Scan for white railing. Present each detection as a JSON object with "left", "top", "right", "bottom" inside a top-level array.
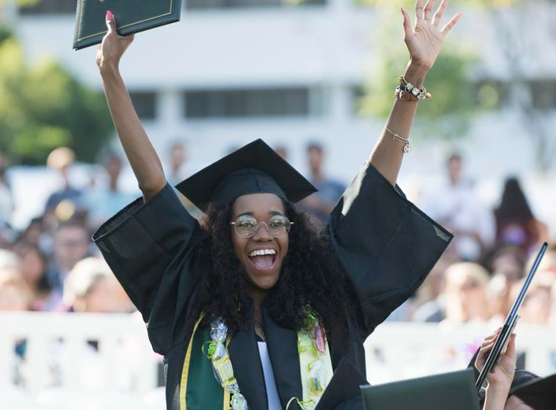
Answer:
[
  {"left": 2, "top": 313, "right": 555, "bottom": 395},
  {"left": 364, "top": 322, "right": 556, "bottom": 385},
  {"left": 0, "top": 313, "right": 158, "bottom": 396}
]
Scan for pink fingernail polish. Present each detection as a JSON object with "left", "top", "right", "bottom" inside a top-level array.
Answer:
[{"left": 106, "top": 10, "right": 114, "bottom": 20}]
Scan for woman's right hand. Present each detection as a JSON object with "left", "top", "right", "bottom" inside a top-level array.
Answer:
[{"left": 96, "top": 11, "right": 135, "bottom": 75}]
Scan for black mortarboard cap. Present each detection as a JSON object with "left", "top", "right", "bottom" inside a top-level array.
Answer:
[
  {"left": 176, "top": 139, "right": 317, "bottom": 210},
  {"left": 509, "top": 372, "right": 556, "bottom": 410}
]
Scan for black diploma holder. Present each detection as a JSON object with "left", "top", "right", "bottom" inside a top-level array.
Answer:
[
  {"left": 73, "top": 0, "right": 182, "bottom": 50},
  {"left": 475, "top": 242, "right": 549, "bottom": 391}
]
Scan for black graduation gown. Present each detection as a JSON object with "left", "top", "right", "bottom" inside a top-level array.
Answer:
[{"left": 92, "top": 162, "right": 453, "bottom": 410}]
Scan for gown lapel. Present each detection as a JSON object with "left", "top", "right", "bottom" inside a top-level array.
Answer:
[
  {"left": 262, "top": 307, "right": 303, "bottom": 409},
  {"left": 228, "top": 314, "right": 268, "bottom": 410}
]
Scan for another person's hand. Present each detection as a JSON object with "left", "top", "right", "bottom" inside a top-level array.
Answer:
[
  {"left": 96, "top": 11, "right": 135, "bottom": 75},
  {"left": 475, "top": 328, "right": 517, "bottom": 390},
  {"left": 402, "top": 0, "right": 462, "bottom": 69}
]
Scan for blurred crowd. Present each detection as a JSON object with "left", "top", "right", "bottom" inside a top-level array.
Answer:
[
  {"left": 394, "top": 153, "right": 556, "bottom": 326},
  {"left": 0, "top": 143, "right": 555, "bottom": 330}
]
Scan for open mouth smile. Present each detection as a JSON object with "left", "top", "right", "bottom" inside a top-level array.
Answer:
[{"left": 247, "top": 248, "right": 278, "bottom": 271}]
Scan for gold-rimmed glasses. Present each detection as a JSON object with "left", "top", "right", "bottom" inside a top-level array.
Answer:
[{"left": 230, "top": 214, "right": 293, "bottom": 239}]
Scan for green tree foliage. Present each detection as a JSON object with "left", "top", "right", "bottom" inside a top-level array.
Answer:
[{"left": 0, "top": 34, "right": 113, "bottom": 165}]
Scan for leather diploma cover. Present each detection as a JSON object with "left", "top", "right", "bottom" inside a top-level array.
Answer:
[{"left": 73, "top": 0, "right": 182, "bottom": 50}]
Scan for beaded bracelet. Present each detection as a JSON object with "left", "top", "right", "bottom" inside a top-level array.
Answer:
[{"left": 396, "top": 76, "right": 432, "bottom": 101}]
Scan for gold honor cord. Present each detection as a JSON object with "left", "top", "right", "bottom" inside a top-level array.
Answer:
[
  {"left": 180, "top": 315, "right": 202, "bottom": 410},
  {"left": 76, "top": 0, "right": 174, "bottom": 42}
]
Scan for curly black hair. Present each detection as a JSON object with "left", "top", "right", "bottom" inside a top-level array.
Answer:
[{"left": 190, "top": 199, "right": 356, "bottom": 339}]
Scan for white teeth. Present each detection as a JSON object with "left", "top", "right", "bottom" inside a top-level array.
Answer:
[{"left": 248, "top": 249, "right": 277, "bottom": 257}]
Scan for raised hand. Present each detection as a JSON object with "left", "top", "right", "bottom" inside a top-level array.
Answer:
[
  {"left": 96, "top": 11, "right": 135, "bottom": 75},
  {"left": 401, "top": 0, "right": 462, "bottom": 69}
]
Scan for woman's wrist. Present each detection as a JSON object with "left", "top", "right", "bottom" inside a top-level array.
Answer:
[
  {"left": 403, "top": 61, "right": 429, "bottom": 89},
  {"left": 100, "top": 64, "right": 121, "bottom": 81},
  {"left": 486, "top": 382, "right": 512, "bottom": 397}
]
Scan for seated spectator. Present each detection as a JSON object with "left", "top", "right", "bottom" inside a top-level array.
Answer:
[
  {"left": 300, "top": 142, "right": 346, "bottom": 225},
  {"left": 44, "top": 147, "right": 84, "bottom": 227},
  {"left": 13, "top": 241, "right": 51, "bottom": 309},
  {"left": 82, "top": 153, "right": 136, "bottom": 229},
  {"left": 512, "top": 272, "right": 554, "bottom": 325},
  {"left": 484, "top": 244, "right": 526, "bottom": 282},
  {"left": 411, "top": 256, "right": 454, "bottom": 322},
  {"left": 494, "top": 177, "right": 549, "bottom": 256},
  {"left": 17, "top": 217, "right": 46, "bottom": 248},
  {"left": 166, "top": 141, "right": 188, "bottom": 186},
  {"left": 488, "top": 273, "right": 514, "bottom": 321},
  {"left": 110, "top": 277, "right": 136, "bottom": 313},
  {"left": 420, "top": 153, "right": 495, "bottom": 262},
  {"left": 164, "top": 141, "right": 203, "bottom": 220},
  {"left": 0, "top": 268, "right": 33, "bottom": 311},
  {"left": 43, "top": 221, "right": 91, "bottom": 310},
  {"left": 444, "top": 262, "right": 492, "bottom": 324},
  {"left": 63, "top": 257, "right": 117, "bottom": 313}
]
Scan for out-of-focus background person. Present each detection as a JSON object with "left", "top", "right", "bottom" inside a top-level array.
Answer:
[
  {"left": 300, "top": 141, "right": 346, "bottom": 225},
  {"left": 0, "top": 149, "right": 14, "bottom": 228},
  {"left": 420, "top": 152, "right": 496, "bottom": 262},
  {"left": 12, "top": 241, "right": 51, "bottom": 309},
  {"left": 494, "top": 177, "right": 550, "bottom": 256},
  {"left": 62, "top": 257, "right": 129, "bottom": 313},
  {"left": 165, "top": 141, "right": 188, "bottom": 186},
  {"left": 0, "top": 268, "right": 33, "bottom": 312},
  {"left": 82, "top": 153, "right": 136, "bottom": 230},
  {"left": 42, "top": 221, "right": 91, "bottom": 310},
  {"left": 443, "top": 262, "right": 492, "bottom": 325},
  {"left": 43, "top": 148, "right": 85, "bottom": 226},
  {"left": 513, "top": 272, "right": 554, "bottom": 326}
]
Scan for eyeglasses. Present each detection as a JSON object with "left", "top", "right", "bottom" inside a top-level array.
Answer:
[{"left": 230, "top": 214, "right": 294, "bottom": 239}]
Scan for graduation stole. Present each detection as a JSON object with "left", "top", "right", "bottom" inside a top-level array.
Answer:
[{"left": 179, "top": 310, "right": 333, "bottom": 410}]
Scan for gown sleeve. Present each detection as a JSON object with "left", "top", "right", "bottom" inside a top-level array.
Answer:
[
  {"left": 327, "top": 162, "right": 453, "bottom": 337},
  {"left": 92, "top": 183, "right": 198, "bottom": 354}
]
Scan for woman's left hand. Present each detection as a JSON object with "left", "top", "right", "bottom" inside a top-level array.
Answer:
[{"left": 402, "top": 0, "right": 462, "bottom": 69}]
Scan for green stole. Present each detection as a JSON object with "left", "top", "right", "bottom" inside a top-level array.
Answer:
[
  {"left": 180, "top": 318, "right": 230, "bottom": 410},
  {"left": 179, "top": 317, "right": 333, "bottom": 410}
]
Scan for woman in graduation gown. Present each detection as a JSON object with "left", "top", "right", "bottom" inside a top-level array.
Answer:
[{"left": 93, "top": 2, "right": 461, "bottom": 409}]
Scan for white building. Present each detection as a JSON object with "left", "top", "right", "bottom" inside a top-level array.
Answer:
[{"left": 5, "top": 0, "right": 556, "bottom": 229}]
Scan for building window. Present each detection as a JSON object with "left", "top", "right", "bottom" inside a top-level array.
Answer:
[
  {"left": 130, "top": 91, "right": 157, "bottom": 121},
  {"left": 530, "top": 80, "right": 556, "bottom": 110},
  {"left": 186, "top": 0, "right": 325, "bottom": 10},
  {"left": 19, "top": 0, "right": 76, "bottom": 15},
  {"left": 184, "top": 88, "right": 311, "bottom": 119}
]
